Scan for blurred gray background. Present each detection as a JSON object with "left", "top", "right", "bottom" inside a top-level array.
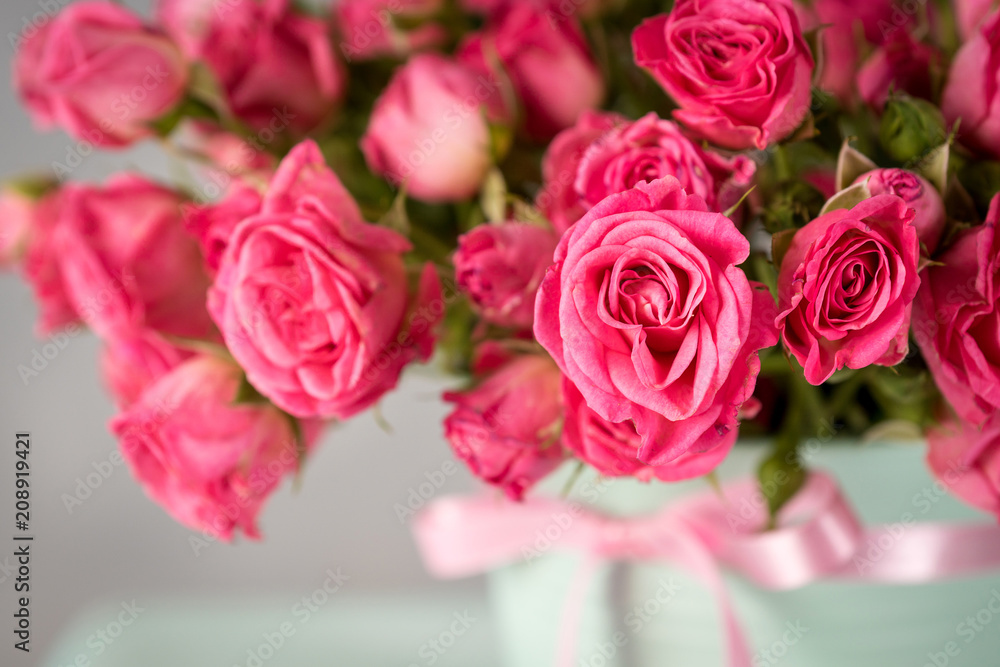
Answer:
[{"left": 0, "top": 1, "right": 491, "bottom": 665}]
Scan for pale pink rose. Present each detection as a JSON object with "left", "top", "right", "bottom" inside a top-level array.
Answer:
[
  {"left": 457, "top": 3, "right": 604, "bottom": 140},
  {"left": 854, "top": 169, "right": 945, "bottom": 253},
  {"left": 534, "top": 177, "right": 778, "bottom": 461},
  {"left": 361, "top": 54, "right": 507, "bottom": 202},
  {"left": 955, "top": 0, "right": 999, "bottom": 39},
  {"left": 0, "top": 188, "right": 39, "bottom": 269},
  {"left": 336, "top": 0, "right": 446, "bottom": 61},
  {"left": 539, "top": 111, "right": 756, "bottom": 233},
  {"left": 183, "top": 181, "right": 263, "bottom": 276},
  {"left": 13, "top": 1, "right": 187, "bottom": 148},
  {"left": 809, "top": 0, "right": 912, "bottom": 102},
  {"left": 157, "top": 0, "right": 345, "bottom": 134},
  {"left": 23, "top": 174, "right": 214, "bottom": 340},
  {"left": 943, "top": 10, "right": 1000, "bottom": 158},
  {"left": 443, "top": 354, "right": 565, "bottom": 500},
  {"left": 927, "top": 415, "right": 1000, "bottom": 519},
  {"left": 633, "top": 0, "right": 814, "bottom": 150},
  {"left": 208, "top": 140, "right": 442, "bottom": 419},
  {"left": 101, "top": 329, "right": 194, "bottom": 407},
  {"left": 776, "top": 195, "right": 920, "bottom": 385},
  {"left": 913, "top": 194, "right": 1000, "bottom": 425},
  {"left": 561, "top": 378, "right": 735, "bottom": 482},
  {"left": 857, "top": 32, "right": 940, "bottom": 112},
  {"left": 110, "top": 355, "right": 317, "bottom": 540},
  {"left": 454, "top": 222, "right": 558, "bottom": 329}
]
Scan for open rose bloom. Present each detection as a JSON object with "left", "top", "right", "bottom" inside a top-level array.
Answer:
[{"left": 9, "top": 0, "right": 1000, "bottom": 559}]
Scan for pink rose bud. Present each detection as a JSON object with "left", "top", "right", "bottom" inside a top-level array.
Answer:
[
  {"left": 928, "top": 416, "right": 1000, "bottom": 520},
  {"left": 110, "top": 355, "right": 316, "bottom": 540},
  {"left": 539, "top": 110, "right": 756, "bottom": 233},
  {"left": 13, "top": 1, "right": 187, "bottom": 148},
  {"left": 561, "top": 378, "right": 735, "bottom": 482},
  {"left": 101, "top": 329, "right": 194, "bottom": 407},
  {"left": 0, "top": 187, "right": 41, "bottom": 269},
  {"left": 810, "top": 0, "right": 915, "bottom": 103},
  {"left": 23, "top": 174, "right": 214, "bottom": 340},
  {"left": 534, "top": 177, "right": 778, "bottom": 460},
  {"left": 633, "top": 0, "right": 814, "bottom": 150},
  {"left": 955, "top": 0, "right": 1000, "bottom": 40},
  {"left": 157, "top": 0, "right": 345, "bottom": 135},
  {"left": 857, "top": 32, "right": 940, "bottom": 113},
  {"left": 443, "top": 354, "right": 565, "bottom": 500},
  {"left": 776, "top": 195, "right": 920, "bottom": 385},
  {"left": 336, "top": 0, "right": 446, "bottom": 61},
  {"left": 913, "top": 194, "right": 1000, "bottom": 425},
  {"left": 457, "top": 3, "right": 604, "bottom": 140},
  {"left": 943, "top": 10, "right": 1000, "bottom": 158},
  {"left": 208, "top": 140, "right": 442, "bottom": 419},
  {"left": 454, "top": 222, "right": 558, "bottom": 330},
  {"left": 183, "top": 181, "right": 263, "bottom": 276},
  {"left": 361, "top": 54, "right": 507, "bottom": 202},
  {"left": 854, "top": 169, "right": 945, "bottom": 253}
]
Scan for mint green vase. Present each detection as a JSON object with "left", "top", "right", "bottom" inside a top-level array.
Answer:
[{"left": 488, "top": 442, "right": 1000, "bottom": 667}]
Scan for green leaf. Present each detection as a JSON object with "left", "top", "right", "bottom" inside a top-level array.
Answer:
[
  {"left": 757, "top": 450, "right": 808, "bottom": 530},
  {"left": 232, "top": 375, "right": 269, "bottom": 406},
  {"left": 834, "top": 139, "right": 878, "bottom": 192},
  {"left": 480, "top": 167, "right": 508, "bottom": 223},
  {"left": 914, "top": 142, "right": 950, "bottom": 194},
  {"left": 819, "top": 179, "right": 872, "bottom": 216},
  {"left": 723, "top": 185, "right": 757, "bottom": 219},
  {"left": 378, "top": 187, "right": 410, "bottom": 235},
  {"left": 770, "top": 228, "right": 797, "bottom": 271}
]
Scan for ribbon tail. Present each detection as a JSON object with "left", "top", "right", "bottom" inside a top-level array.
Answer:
[{"left": 555, "top": 554, "right": 602, "bottom": 667}]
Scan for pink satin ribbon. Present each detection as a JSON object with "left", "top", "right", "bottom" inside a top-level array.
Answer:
[{"left": 412, "top": 471, "right": 1000, "bottom": 667}]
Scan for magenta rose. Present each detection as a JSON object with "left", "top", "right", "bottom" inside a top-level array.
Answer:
[
  {"left": 454, "top": 221, "right": 558, "bottom": 330},
  {"left": 776, "top": 195, "right": 920, "bottom": 385},
  {"left": 184, "top": 181, "right": 263, "bottom": 276},
  {"left": 561, "top": 379, "right": 735, "bottom": 482},
  {"left": 633, "top": 0, "right": 814, "bottom": 150},
  {"left": 534, "top": 177, "right": 778, "bottom": 461},
  {"left": 913, "top": 194, "right": 1000, "bottom": 425},
  {"left": 336, "top": 0, "right": 446, "bottom": 61},
  {"left": 943, "top": 10, "right": 1000, "bottom": 158},
  {"left": 927, "top": 416, "right": 1000, "bottom": 519},
  {"left": 13, "top": 1, "right": 187, "bottom": 148},
  {"left": 23, "top": 174, "right": 214, "bottom": 340},
  {"left": 208, "top": 140, "right": 441, "bottom": 419},
  {"left": 361, "top": 54, "right": 507, "bottom": 202},
  {"left": 443, "top": 353, "right": 565, "bottom": 500},
  {"left": 101, "top": 329, "right": 194, "bottom": 407},
  {"left": 854, "top": 169, "right": 945, "bottom": 253},
  {"left": 457, "top": 3, "right": 604, "bottom": 140},
  {"left": 110, "top": 355, "right": 317, "bottom": 540},
  {"left": 857, "top": 32, "right": 940, "bottom": 112},
  {"left": 539, "top": 111, "right": 756, "bottom": 233},
  {"left": 157, "top": 0, "right": 345, "bottom": 134}
]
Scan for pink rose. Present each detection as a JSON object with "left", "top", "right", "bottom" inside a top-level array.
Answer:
[
  {"left": 857, "top": 32, "right": 940, "bottom": 112},
  {"left": 23, "top": 175, "right": 214, "bottom": 340},
  {"left": 184, "top": 181, "right": 263, "bottom": 276},
  {"left": 561, "top": 379, "right": 734, "bottom": 482},
  {"left": 157, "top": 0, "right": 345, "bottom": 134},
  {"left": 457, "top": 3, "right": 604, "bottom": 140},
  {"left": 943, "top": 10, "right": 1000, "bottom": 158},
  {"left": 534, "top": 177, "right": 778, "bottom": 460},
  {"left": 443, "top": 354, "right": 565, "bottom": 500},
  {"left": 208, "top": 140, "right": 442, "bottom": 419},
  {"left": 927, "top": 416, "right": 1000, "bottom": 519},
  {"left": 854, "top": 169, "right": 945, "bottom": 253},
  {"left": 633, "top": 0, "right": 814, "bottom": 150},
  {"left": 776, "top": 195, "right": 920, "bottom": 385},
  {"left": 539, "top": 111, "right": 756, "bottom": 233},
  {"left": 361, "top": 54, "right": 507, "bottom": 202},
  {"left": 336, "top": 0, "right": 446, "bottom": 61},
  {"left": 13, "top": 1, "right": 187, "bottom": 148},
  {"left": 955, "top": 0, "right": 999, "bottom": 39},
  {"left": 110, "top": 355, "right": 316, "bottom": 540},
  {"left": 913, "top": 195, "right": 1000, "bottom": 424},
  {"left": 454, "top": 222, "right": 558, "bottom": 329},
  {"left": 101, "top": 329, "right": 193, "bottom": 407},
  {"left": 810, "top": 0, "right": 912, "bottom": 102}
]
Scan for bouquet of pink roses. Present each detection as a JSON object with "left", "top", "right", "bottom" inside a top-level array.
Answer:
[{"left": 5, "top": 0, "right": 1000, "bottom": 545}]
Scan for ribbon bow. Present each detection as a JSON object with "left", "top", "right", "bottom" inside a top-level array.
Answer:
[{"left": 412, "top": 471, "right": 1000, "bottom": 667}]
